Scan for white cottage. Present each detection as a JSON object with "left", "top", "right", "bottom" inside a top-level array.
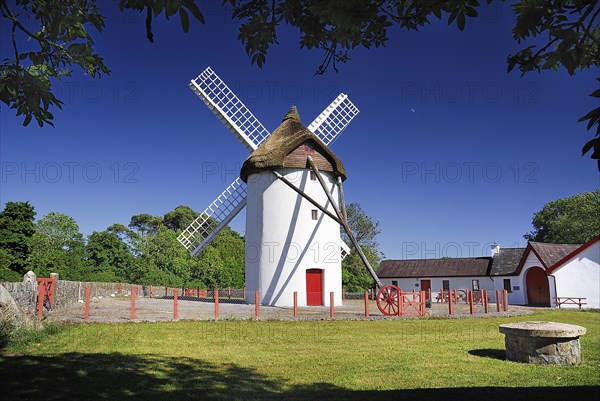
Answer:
[
  {"left": 378, "top": 236, "right": 599, "bottom": 308},
  {"left": 240, "top": 107, "right": 345, "bottom": 307}
]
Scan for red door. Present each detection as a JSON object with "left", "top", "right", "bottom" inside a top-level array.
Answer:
[
  {"left": 526, "top": 267, "right": 550, "bottom": 306},
  {"left": 420, "top": 280, "right": 431, "bottom": 299},
  {"left": 306, "top": 269, "right": 323, "bottom": 306}
]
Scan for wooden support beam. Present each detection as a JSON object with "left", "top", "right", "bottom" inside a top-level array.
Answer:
[{"left": 306, "top": 157, "right": 383, "bottom": 288}]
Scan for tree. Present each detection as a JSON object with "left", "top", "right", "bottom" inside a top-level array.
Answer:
[
  {"left": 341, "top": 203, "right": 382, "bottom": 292},
  {"left": 524, "top": 189, "right": 600, "bottom": 244},
  {"left": 27, "top": 212, "right": 86, "bottom": 279},
  {"left": 85, "top": 231, "right": 133, "bottom": 282},
  {"left": 2, "top": 1, "right": 598, "bottom": 168},
  {"left": 163, "top": 205, "right": 199, "bottom": 232},
  {"left": 0, "top": 201, "right": 36, "bottom": 275}
]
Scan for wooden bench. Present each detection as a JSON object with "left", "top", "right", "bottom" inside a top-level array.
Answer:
[{"left": 554, "top": 297, "right": 587, "bottom": 310}]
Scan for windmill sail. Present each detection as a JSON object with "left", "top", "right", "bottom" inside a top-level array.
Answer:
[
  {"left": 189, "top": 67, "right": 270, "bottom": 151},
  {"left": 308, "top": 94, "right": 359, "bottom": 146},
  {"left": 180, "top": 67, "right": 359, "bottom": 256},
  {"left": 178, "top": 177, "right": 247, "bottom": 255}
]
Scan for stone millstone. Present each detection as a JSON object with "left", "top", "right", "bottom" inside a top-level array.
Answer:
[{"left": 499, "top": 321, "right": 586, "bottom": 365}]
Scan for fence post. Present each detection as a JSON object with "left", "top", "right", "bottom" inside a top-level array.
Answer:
[
  {"left": 427, "top": 288, "right": 431, "bottom": 301},
  {"left": 342, "top": 289, "right": 346, "bottom": 301},
  {"left": 174, "top": 289, "right": 179, "bottom": 321},
  {"left": 293, "top": 291, "right": 298, "bottom": 318},
  {"left": 454, "top": 289, "right": 458, "bottom": 304},
  {"left": 484, "top": 290, "right": 489, "bottom": 314},
  {"left": 255, "top": 291, "right": 260, "bottom": 318},
  {"left": 214, "top": 288, "right": 219, "bottom": 320},
  {"left": 503, "top": 289, "right": 508, "bottom": 311},
  {"left": 49, "top": 273, "right": 58, "bottom": 307},
  {"left": 469, "top": 290, "right": 474, "bottom": 315},
  {"left": 495, "top": 290, "right": 500, "bottom": 312},
  {"left": 329, "top": 292, "right": 335, "bottom": 318},
  {"left": 420, "top": 291, "right": 426, "bottom": 316},
  {"left": 228, "top": 287, "right": 231, "bottom": 300},
  {"left": 243, "top": 287, "right": 246, "bottom": 300},
  {"left": 448, "top": 291, "right": 453, "bottom": 316},
  {"left": 84, "top": 287, "right": 91, "bottom": 320},
  {"left": 36, "top": 282, "right": 45, "bottom": 318},
  {"left": 149, "top": 285, "right": 152, "bottom": 298},
  {"left": 399, "top": 292, "right": 404, "bottom": 317},
  {"left": 364, "top": 291, "right": 369, "bottom": 317},
  {"left": 131, "top": 287, "right": 136, "bottom": 320}
]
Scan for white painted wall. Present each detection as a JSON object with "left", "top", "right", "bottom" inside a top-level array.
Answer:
[
  {"left": 552, "top": 241, "right": 600, "bottom": 309},
  {"left": 245, "top": 168, "right": 343, "bottom": 307}
]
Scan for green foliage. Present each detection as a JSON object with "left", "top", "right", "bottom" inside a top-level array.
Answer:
[
  {"left": 27, "top": 212, "right": 87, "bottom": 279},
  {"left": 0, "top": 0, "right": 109, "bottom": 127},
  {"left": 506, "top": 0, "right": 600, "bottom": 170},
  {"left": 524, "top": 189, "right": 600, "bottom": 243},
  {"left": 341, "top": 203, "right": 382, "bottom": 291},
  {"left": 85, "top": 231, "right": 133, "bottom": 282},
  {"left": 163, "top": 205, "right": 198, "bottom": 231},
  {"left": 0, "top": 201, "right": 36, "bottom": 275}
]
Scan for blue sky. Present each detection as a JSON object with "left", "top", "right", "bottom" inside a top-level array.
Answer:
[{"left": 1, "top": 2, "right": 598, "bottom": 260}]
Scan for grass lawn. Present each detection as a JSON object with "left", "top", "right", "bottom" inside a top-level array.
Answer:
[{"left": 2, "top": 309, "right": 599, "bottom": 400}]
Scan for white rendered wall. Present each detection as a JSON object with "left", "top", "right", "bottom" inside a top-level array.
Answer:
[
  {"left": 245, "top": 168, "right": 343, "bottom": 307},
  {"left": 552, "top": 241, "right": 600, "bottom": 309}
]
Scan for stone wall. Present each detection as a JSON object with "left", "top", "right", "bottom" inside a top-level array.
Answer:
[
  {"left": 1, "top": 273, "right": 141, "bottom": 312},
  {"left": 0, "top": 280, "right": 37, "bottom": 312}
]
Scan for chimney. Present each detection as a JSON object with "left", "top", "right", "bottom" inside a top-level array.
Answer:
[{"left": 491, "top": 243, "right": 500, "bottom": 257}]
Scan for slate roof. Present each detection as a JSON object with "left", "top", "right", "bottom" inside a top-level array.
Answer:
[
  {"left": 489, "top": 248, "right": 526, "bottom": 276},
  {"left": 240, "top": 106, "right": 346, "bottom": 182},
  {"left": 529, "top": 242, "right": 582, "bottom": 269},
  {"left": 377, "top": 257, "right": 492, "bottom": 278}
]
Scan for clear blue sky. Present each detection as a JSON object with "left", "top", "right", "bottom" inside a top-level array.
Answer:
[{"left": 1, "top": 2, "right": 598, "bottom": 260}]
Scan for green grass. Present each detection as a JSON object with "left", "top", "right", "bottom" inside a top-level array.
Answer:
[{"left": 2, "top": 310, "right": 599, "bottom": 400}]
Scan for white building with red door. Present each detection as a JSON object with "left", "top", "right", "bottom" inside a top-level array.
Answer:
[
  {"left": 240, "top": 107, "right": 345, "bottom": 307},
  {"left": 377, "top": 236, "right": 599, "bottom": 308}
]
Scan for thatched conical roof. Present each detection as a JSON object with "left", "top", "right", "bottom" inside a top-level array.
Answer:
[{"left": 240, "top": 106, "right": 346, "bottom": 182}]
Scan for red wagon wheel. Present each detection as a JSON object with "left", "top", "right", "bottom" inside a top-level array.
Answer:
[{"left": 377, "top": 285, "right": 401, "bottom": 316}]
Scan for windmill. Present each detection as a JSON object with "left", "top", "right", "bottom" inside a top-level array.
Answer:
[{"left": 178, "top": 67, "right": 379, "bottom": 305}]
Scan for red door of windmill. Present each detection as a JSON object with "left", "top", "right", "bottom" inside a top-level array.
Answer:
[{"left": 306, "top": 269, "right": 323, "bottom": 306}]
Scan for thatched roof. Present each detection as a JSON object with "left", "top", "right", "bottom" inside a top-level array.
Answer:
[{"left": 240, "top": 106, "right": 346, "bottom": 182}]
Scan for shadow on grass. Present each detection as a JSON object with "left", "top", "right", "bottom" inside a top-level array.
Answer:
[
  {"left": 468, "top": 348, "right": 506, "bottom": 360},
  {"left": 1, "top": 352, "right": 598, "bottom": 400}
]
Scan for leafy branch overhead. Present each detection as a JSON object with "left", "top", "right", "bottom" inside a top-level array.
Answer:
[{"left": 1, "top": 1, "right": 599, "bottom": 169}]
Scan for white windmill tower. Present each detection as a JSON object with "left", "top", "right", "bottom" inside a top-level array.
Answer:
[{"left": 178, "top": 67, "right": 360, "bottom": 307}]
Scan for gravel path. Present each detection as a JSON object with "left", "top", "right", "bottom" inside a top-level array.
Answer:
[{"left": 48, "top": 295, "right": 535, "bottom": 323}]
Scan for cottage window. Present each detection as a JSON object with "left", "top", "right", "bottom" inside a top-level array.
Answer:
[
  {"left": 311, "top": 210, "right": 318, "bottom": 220},
  {"left": 310, "top": 171, "right": 317, "bottom": 181},
  {"left": 503, "top": 279, "right": 512, "bottom": 293},
  {"left": 442, "top": 280, "right": 450, "bottom": 291},
  {"left": 472, "top": 280, "right": 480, "bottom": 291},
  {"left": 392, "top": 280, "right": 398, "bottom": 287}
]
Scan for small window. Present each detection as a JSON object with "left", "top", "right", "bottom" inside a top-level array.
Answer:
[
  {"left": 442, "top": 280, "right": 450, "bottom": 291},
  {"left": 304, "top": 143, "right": 315, "bottom": 154},
  {"left": 310, "top": 171, "right": 317, "bottom": 181},
  {"left": 391, "top": 280, "right": 398, "bottom": 287},
  {"left": 472, "top": 279, "right": 480, "bottom": 291},
  {"left": 311, "top": 210, "right": 318, "bottom": 220},
  {"left": 503, "top": 279, "right": 512, "bottom": 293}
]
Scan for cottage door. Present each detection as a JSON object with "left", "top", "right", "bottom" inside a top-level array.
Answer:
[
  {"left": 420, "top": 280, "right": 431, "bottom": 299},
  {"left": 526, "top": 267, "right": 550, "bottom": 306}
]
